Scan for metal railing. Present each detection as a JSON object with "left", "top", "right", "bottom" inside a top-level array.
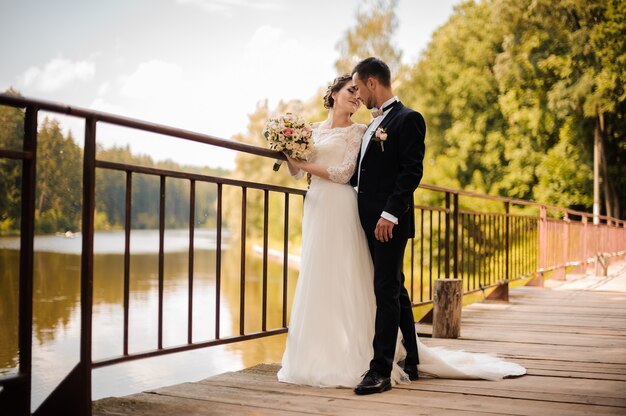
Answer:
[{"left": 1, "top": 93, "right": 625, "bottom": 415}]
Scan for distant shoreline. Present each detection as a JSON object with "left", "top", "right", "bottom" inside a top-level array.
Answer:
[{"left": 0, "top": 228, "right": 229, "bottom": 255}]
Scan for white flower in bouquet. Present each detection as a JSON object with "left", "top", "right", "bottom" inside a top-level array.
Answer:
[{"left": 263, "top": 112, "right": 313, "bottom": 171}]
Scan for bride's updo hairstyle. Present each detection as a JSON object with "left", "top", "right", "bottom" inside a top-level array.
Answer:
[{"left": 323, "top": 74, "right": 352, "bottom": 109}]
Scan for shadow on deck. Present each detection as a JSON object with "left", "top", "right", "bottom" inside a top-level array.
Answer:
[{"left": 93, "top": 262, "right": 626, "bottom": 416}]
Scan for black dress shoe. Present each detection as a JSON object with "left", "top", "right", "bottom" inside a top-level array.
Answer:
[
  {"left": 404, "top": 365, "right": 419, "bottom": 381},
  {"left": 354, "top": 369, "right": 391, "bottom": 395}
]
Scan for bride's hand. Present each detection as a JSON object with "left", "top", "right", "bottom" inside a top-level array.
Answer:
[
  {"left": 284, "top": 153, "right": 306, "bottom": 176},
  {"left": 285, "top": 154, "right": 306, "bottom": 169}
]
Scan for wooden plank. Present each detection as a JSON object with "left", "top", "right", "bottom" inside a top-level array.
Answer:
[
  {"left": 213, "top": 365, "right": 626, "bottom": 404},
  {"left": 418, "top": 339, "right": 626, "bottom": 365},
  {"left": 148, "top": 381, "right": 482, "bottom": 416},
  {"left": 402, "top": 376, "right": 626, "bottom": 407},
  {"left": 459, "top": 312, "right": 626, "bottom": 326},
  {"left": 194, "top": 368, "right": 626, "bottom": 416},
  {"left": 467, "top": 303, "right": 626, "bottom": 314},
  {"left": 510, "top": 358, "right": 626, "bottom": 379},
  {"left": 448, "top": 327, "right": 626, "bottom": 348},
  {"left": 92, "top": 391, "right": 310, "bottom": 416},
  {"left": 417, "top": 322, "right": 626, "bottom": 338}
]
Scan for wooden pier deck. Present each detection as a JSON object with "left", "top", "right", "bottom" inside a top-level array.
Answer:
[{"left": 93, "top": 263, "right": 626, "bottom": 415}]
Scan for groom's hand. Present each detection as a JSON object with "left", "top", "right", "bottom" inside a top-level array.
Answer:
[{"left": 375, "top": 217, "right": 394, "bottom": 242}]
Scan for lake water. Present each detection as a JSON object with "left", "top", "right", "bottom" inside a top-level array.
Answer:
[{"left": 0, "top": 229, "right": 299, "bottom": 411}]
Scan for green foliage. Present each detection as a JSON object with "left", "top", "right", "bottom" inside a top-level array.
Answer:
[
  {"left": 0, "top": 91, "right": 24, "bottom": 232},
  {"left": 96, "top": 146, "right": 227, "bottom": 230},
  {"left": 35, "top": 118, "right": 83, "bottom": 233},
  {"left": 398, "top": 0, "right": 625, "bottom": 218},
  {"left": 335, "top": 0, "right": 403, "bottom": 75}
]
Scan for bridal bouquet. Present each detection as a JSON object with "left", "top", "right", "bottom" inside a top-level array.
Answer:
[{"left": 263, "top": 112, "right": 313, "bottom": 171}]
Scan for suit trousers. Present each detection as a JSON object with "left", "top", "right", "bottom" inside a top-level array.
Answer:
[{"left": 364, "top": 231, "right": 419, "bottom": 376}]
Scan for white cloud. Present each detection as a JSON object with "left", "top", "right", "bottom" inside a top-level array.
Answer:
[
  {"left": 90, "top": 97, "right": 127, "bottom": 115},
  {"left": 240, "top": 25, "right": 332, "bottom": 107},
  {"left": 177, "top": 0, "right": 279, "bottom": 14},
  {"left": 119, "top": 60, "right": 183, "bottom": 99},
  {"left": 86, "top": 60, "right": 239, "bottom": 169},
  {"left": 97, "top": 82, "right": 110, "bottom": 96},
  {"left": 17, "top": 56, "right": 95, "bottom": 92}
]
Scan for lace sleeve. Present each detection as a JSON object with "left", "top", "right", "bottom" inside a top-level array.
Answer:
[{"left": 327, "top": 124, "right": 367, "bottom": 184}]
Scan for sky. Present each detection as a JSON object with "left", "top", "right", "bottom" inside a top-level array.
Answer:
[{"left": 1, "top": 0, "right": 460, "bottom": 169}]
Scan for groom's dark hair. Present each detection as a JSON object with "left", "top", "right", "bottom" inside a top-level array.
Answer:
[{"left": 352, "top": 57, "right": 391, "bottom": 88}]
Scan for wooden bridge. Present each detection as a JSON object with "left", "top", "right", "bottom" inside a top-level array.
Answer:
[{"left": 93, "top": 261, "right": 626, "bottom": 416}]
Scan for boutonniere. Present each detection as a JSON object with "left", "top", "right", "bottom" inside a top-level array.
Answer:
[{"left": 371, "top": 127, "right": 388, "bottom": 152}]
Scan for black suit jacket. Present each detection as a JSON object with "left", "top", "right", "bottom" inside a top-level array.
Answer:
[{"left": 350, "top": 102, "right": 426, "bottom": 239}]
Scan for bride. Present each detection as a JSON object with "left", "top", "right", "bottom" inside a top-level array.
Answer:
[{"left": 276, "top": 73, "right": 525, "bottom": 391}]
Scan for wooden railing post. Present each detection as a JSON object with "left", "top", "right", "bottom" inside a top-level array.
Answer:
[{"left": 433, "top": 279, "right": 463, "bottom": 338}]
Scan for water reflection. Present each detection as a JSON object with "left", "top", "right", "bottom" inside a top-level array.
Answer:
[{"left": 0, "top": 230, "right": 298, "bottom": 409}]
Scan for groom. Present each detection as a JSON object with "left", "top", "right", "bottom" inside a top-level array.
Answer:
[{"left": 351, "top": 57, "right": 426, "bottom": 394}]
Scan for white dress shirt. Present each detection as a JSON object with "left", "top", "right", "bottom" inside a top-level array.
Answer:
[{"left": 357, "top": 96, "right": 399, "bottom": 225}]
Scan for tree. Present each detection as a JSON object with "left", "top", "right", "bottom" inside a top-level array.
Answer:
[
  {"left": 0, "top": 90, "right": 24, "bottom": 234},
  {"left": 335, "top": 0, "right": 403, "bottom": 76},
  {"left": 225, "top": 98, "right": 318, "bottom": 247},
  {"left": 492, "top": 0, "right": 625, "bottom": 217},
  {"left": 35, "top": 118, "right": 82, "bottom": 233},
  {"left": 397, "top": 0, "right": 625, "bottom": 218}
]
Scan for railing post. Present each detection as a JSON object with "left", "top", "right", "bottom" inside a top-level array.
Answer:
[
  {"left": 79, "top": 116, "right": 97, "bottom": 415},
  {"left": 581, "top": 216, "right": 588, "bottom": 273},
  {"left": 1, "top": 105, "right": 38, "bottom": 416},
  {"left": 282, "top": 193, "right": 289, "bottom": 328},
  {"left": 445, "top": 192, "right": 451, "bottom": 278},
  {"left": 556, "top": 212, "right": 569, "bottom": 280},
  {"left": 31, "top": 118, "right": 96, "bottom": 416},
  {"left": 621, "top": 221, "right": 626, "bottom": 259},
  {"left": 505, "top": 202, "right": 510, "bottom": 282},
  {"left": 19, "top": 105, "right": 37, "bottom": 414},
  {"left": 528, "top": 205, "right": 547, "bottom": 287},
  {"left": 240, "top": 186, "right": 247, "bottom": 336},
  {"left": 486, "top": 201, "right": 510, "bottom": 301},
  {"left": 452, "top": 193, "right": 459, "bottom": 280}
]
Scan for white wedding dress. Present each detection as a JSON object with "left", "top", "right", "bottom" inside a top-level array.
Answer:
[{"left": 277, "top": 120, "right": 525, "bottom": 388}]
